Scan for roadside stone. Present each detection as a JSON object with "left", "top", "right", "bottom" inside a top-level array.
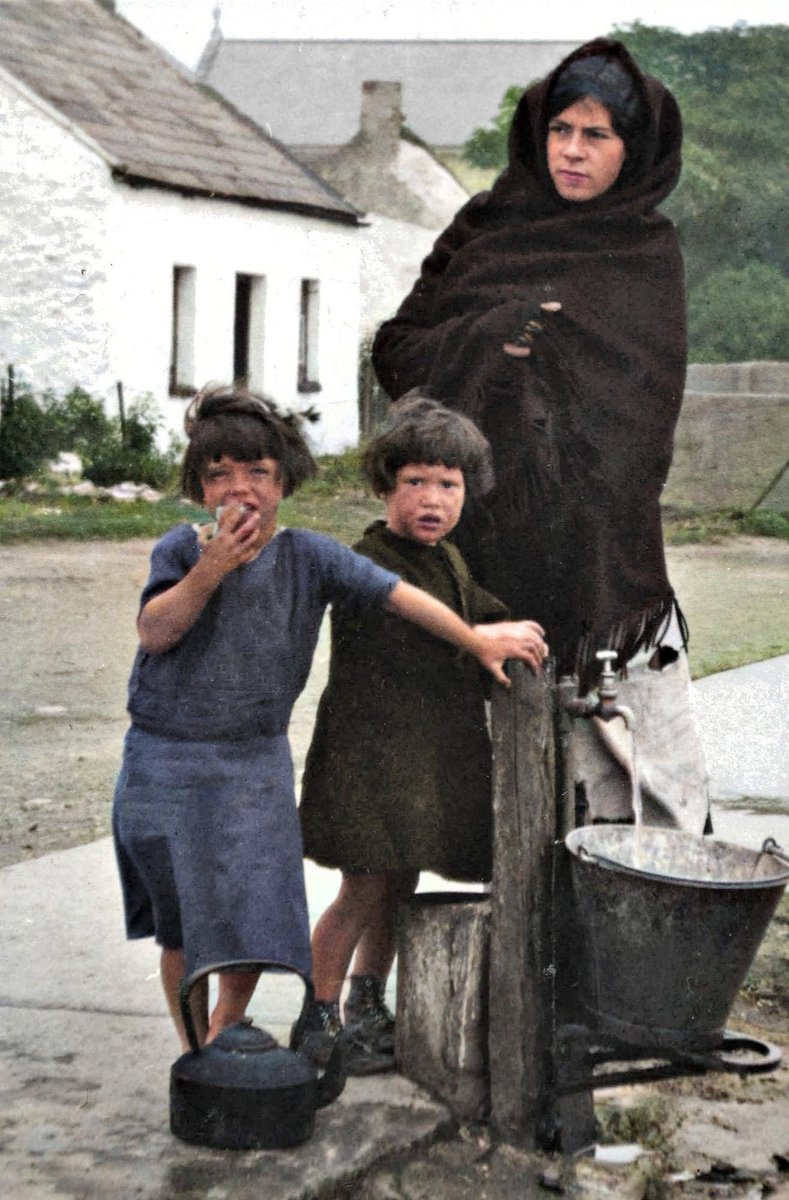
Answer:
[
  {"left": 107, "top": 481, "right": 162, "bottom": 502},
  {"left": 47, "top": 452, "right": 83, "bottom": 480},
  {"left": 68, "top": 479, "right": 99, "bottom": 496}
]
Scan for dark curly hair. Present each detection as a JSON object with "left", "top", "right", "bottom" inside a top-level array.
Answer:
[
  {"left": 180, "top": 384, "right": 318, "bottom": 503},
  {"left": 362, "top": 390, "right": 494, "bottom": 499}
]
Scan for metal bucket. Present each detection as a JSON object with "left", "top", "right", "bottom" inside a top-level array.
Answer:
[{"left": 565, "top": 826, "right": 789, "bottom": 1050}]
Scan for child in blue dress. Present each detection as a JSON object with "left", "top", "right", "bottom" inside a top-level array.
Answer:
[{"left": 113, "top": 385, "right": 544, "bottom": 1051}]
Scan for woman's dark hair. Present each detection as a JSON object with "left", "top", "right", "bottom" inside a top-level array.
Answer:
[
  {"left": 545, "top": 49, "right": 649, "bottom": 189},
  {"left": 363, "top": 390, "right": 494, "bottom": 499},
  {"left": 546, "top": 52, "right": 647, "bottom": 144},
  {"left": 180, "top": 384, "right": 318, "bottom": 503}
]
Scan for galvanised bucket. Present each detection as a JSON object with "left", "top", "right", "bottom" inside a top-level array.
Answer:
[{"left": 565, "top": 826, "right": 789, "bottom": 1050}]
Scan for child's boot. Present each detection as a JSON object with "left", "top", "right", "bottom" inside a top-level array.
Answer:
[
  {"left": 291, "top": 998, "right": 343, "bottom": 1068},
  {"left": 292, "top": 997, "right": 393, "bottom": 1076},
  {"left": 343, "top": 974, "right": 395, "bottom": 1054}
]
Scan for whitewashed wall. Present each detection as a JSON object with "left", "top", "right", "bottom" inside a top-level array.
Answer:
[
  {"left": 105, "top": 188, "right": 363, "bottom": 454},
  {"left": 0, "top": 74, "right": 114, "bottom": 396},
  {"left": 0, "top": 73, "right": 363, "bottom": 454},
  {"left": 356, "top": 141, "right": 468, "bottom": 337},
  {"left": 360, "top": 214, "right": 440, "bottom": 337}
]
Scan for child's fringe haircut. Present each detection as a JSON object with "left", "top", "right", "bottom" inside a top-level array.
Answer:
[
  {"left": 181, "top": 384, "right": 318, "bottom": 503},
  {"left": 363, "top": 389, "right": 494, "bottom": 499}
]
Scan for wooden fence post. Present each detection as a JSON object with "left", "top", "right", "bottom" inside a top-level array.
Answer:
[{"left": 488, "top": 659, "right": 557, "bottom": 1145}]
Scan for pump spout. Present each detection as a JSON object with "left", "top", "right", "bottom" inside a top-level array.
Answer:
[{"left": 559, "top": 650, "right": 636, "bottom": 731}]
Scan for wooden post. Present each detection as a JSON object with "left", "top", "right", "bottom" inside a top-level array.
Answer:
[
  {"left": 116, "top": 380, "right": 126, "bottom": 446},
  {"left": 488, "top": 659, "right": 558, "bottom": 1145},
  {"left": 395, "top": 659, "right": 593, "bottom": 1147}
]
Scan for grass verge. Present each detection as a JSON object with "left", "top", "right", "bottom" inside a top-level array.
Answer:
[
  {"left": 663, "top": 506, "right": 789, "bottom": 544},
  {"left": 2, "top": 452, "right": 787, "bottom": 547},
  {"left": 0, "top": 451, "right": 380, "bottom": 545}
]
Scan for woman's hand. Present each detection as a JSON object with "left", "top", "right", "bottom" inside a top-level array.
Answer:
[
  {"left": 472, "top": 619, "right": 549, "bottom": 676},
  {"left": 502, "top": 301, "right": 562, "bottom": 358}
]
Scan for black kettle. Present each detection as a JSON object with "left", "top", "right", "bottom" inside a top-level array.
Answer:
[{"left": 170, "top": 960, "right": 347, "bottom": 1150}]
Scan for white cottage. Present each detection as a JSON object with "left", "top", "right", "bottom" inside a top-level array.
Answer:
[
  {"left": 0, "top": 0, "right": 363, "bottom": 452},
  {"left": 194, "top": 20, "right": 576, "bottom": 362}
]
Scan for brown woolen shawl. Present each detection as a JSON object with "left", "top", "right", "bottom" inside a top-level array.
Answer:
[{"left": 372, "top": 40, "right": 688, "bottom": 692}]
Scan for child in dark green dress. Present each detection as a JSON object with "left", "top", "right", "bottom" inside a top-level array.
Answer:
[{"left": 298, "top": 394, "right": 547, "bottom": 1072}]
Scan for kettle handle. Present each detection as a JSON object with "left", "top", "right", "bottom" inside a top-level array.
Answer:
[
  {"left": 179, "top": 958, "right": 315, "bottom": 1056},
  {"left": 314, "top": 1033, "right": 349, "bottom": 1108}
]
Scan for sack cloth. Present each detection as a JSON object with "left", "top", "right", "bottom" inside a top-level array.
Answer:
[{"left": 572, "top": 651, "right": 710, "bottom": 833}]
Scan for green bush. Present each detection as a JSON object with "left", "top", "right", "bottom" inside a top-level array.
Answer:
[
  {"left": 41, "top": 386, "right": 111, "bottom": 456},
  {"left": 688, "top": 263, "right": 789, "bottom": 362},
  {"left": 0, "top": 387, "right": 55, "bottom": 478},
  {"left": 0, "top": 382, "right": 181, "bottom": 488},
  {"left": 462, "top": 84, "right": 525, "bottom": 169},
  {"left": 84, "top": 438, "right": 179, "bottom": 490},
  {"left": 82, "top": 397, "right": 181, "bottom": 489}
]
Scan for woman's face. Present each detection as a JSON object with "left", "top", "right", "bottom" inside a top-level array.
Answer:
[{"left": 546, "top": 96, "right": 626, "bottom": 202}]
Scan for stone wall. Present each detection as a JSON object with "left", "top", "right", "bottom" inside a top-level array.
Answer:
[{"left": 664, "top": 363, "right": 789, "bottom": 513}]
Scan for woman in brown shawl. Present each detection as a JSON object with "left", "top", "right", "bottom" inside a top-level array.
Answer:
[{"left": 373, "top": 38, "right": 710, "bottom": 832}]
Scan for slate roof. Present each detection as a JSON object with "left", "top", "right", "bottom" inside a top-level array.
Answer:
[
  {"left": 0, "top": 0, "right": 358, "bottom": 223},
  {"left": 197, "top": 37, "right": 581, "bottom": 147}
]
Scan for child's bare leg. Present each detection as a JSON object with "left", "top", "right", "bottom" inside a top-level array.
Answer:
[
  {"left": 206, "top": 971, "right": 260, "bottom": 1042},
  {"left": 311, "top": 873, "right": 391, "bottom": 1002},
  {"left": 161, "top": 947, "right": 208, "bottom": 1052},
  {"left": 352, "top": 870, "right": 419, "bottom": 980}
]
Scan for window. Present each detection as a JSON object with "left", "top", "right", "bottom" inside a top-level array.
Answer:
[
  {"left": 169, "top": 265, "right": 196, "bottom": 395},
  {"left": 298, "top": 278, "right": 321, "bottom": 393},
  {"left": 233, "top": 273, "right": 266, "bottom": 390}
]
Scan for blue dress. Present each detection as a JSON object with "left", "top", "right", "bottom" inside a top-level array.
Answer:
[{"left": 113, "top": 525, "right": 398, "bottom": 978}]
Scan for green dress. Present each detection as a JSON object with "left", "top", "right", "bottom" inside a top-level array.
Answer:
[{"left": 299, "top": 521, "right": 507, "bottom": 882}]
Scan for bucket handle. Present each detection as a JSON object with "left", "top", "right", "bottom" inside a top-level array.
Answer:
[
  {"left": 178, "top": 958, "right": 315, "bottom": 1056},
  {"left": 576, "top": 844, "right": 597, "bottom": 864},
  {"left": 761, "top": 837, "right": 788, "bottom": 861}
]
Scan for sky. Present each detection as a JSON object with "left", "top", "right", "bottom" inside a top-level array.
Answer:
[{"left": 116, "top": 0, "right": 787, "bottom": 70}]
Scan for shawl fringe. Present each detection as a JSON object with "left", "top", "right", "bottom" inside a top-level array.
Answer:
[{"left": 564, "top": 594, "right": 687, "bottom": 696}]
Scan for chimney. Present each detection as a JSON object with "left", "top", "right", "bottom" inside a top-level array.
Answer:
[{"left": 359, "top": 81, "right": 402, "bottom": 162}]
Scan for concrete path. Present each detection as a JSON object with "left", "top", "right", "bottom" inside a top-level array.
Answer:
[
  {"left": 695, "top": 654, "right": 789, "bottom": 847},
  {"left": 0, "top": 836, "right": 453, "bottom": 1197},
  {"left": 1, "top": 655, "right": 787, "bottom": 1198}
]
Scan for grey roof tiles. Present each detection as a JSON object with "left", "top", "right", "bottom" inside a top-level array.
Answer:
[{"left": 0, "top": 0, "right": 358, "bottom": 223}]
